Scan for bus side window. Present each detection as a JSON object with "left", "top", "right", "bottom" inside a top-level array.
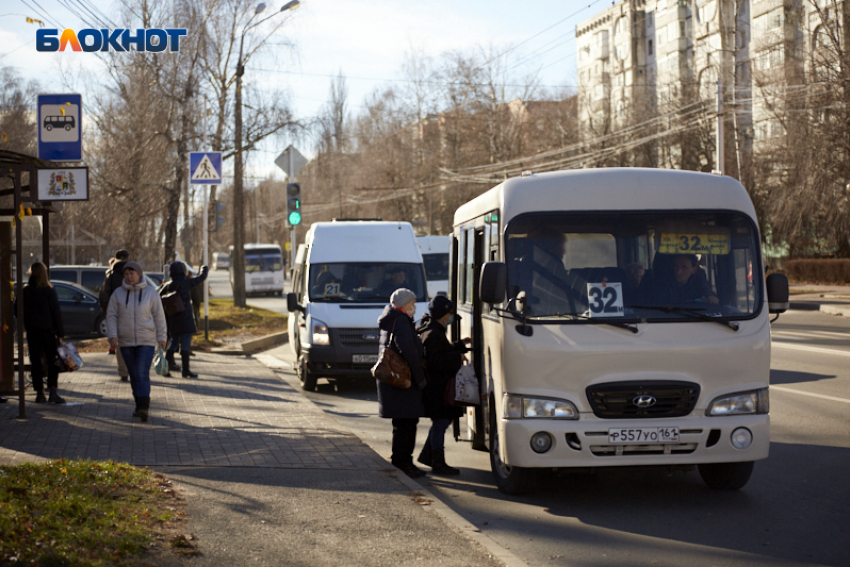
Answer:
[
  {"left": 465, "top": 227, "right": 474, "bottom": 304},
  {"left": 457, "top": 230, "right": 466, "bottom": 304}
]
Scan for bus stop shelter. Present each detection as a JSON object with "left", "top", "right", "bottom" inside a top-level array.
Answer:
[{"left": 0, "top": 149, "right": 64, "bottom": 418}]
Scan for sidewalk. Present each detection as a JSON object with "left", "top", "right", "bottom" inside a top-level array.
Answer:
[
  {"left": 789, "top": 283, "right": 850, "bottom": 316},
  {"left": 0, "top": 353, "right": 506, "bottom": 567}
]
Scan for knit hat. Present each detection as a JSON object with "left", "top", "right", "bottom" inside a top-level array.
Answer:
[
  {"left": 428, "top": 295, "right": 454, "bottom": 319},
  {"left": 390, "top": 288, "right": 416, "bottom": 308},
  {"left": 123, "top": 261, "right": 143, "bottom": 276},
  {"left": 114, "top": 249, "right": 130, "bottom": 260}
]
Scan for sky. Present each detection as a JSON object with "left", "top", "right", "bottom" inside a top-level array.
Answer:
[{"left": 1, "top": 0, "right": 607, "bottom": 181}]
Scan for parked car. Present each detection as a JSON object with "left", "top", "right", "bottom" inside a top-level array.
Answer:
[
  {"left": 50, "top": 265, "right": 159, "bottom": 295},
  {"left": 14, "top": 281, "right": 106, "bottom": 337},
  {"left": 213, "top": 252, "right": 230, "bottom": 270}
]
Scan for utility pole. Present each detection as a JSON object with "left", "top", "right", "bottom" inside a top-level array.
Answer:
[
  {"left": 232, "top": 41, "right": 247, "bottom": 308},
  {"left": 716, "top": 77, "right": 724, "bottom": 174},
  {"left": 203, "top": 98, "right": 211, "bottom": 341}
]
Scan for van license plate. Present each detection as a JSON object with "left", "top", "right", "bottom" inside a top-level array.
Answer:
[
  {"left": 352, "top": 354, "right": 378, "bottom": 364},
  {"left": 608, "top": 427, "right": 679, "bottom": 444}
]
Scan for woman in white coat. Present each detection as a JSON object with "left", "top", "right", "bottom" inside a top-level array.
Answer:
[{"left": 106, "top": 261, "right": 167, "bottom": 422}]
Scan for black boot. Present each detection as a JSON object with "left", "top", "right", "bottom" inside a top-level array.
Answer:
[
  {"left": 430, "top": 449, "right": 460, "bottom": 476},
  {"left": 181, "top": 352, "right": 198, "bottom": 378},
  {"left": 417, "top": 443, "right": 433, "bottom": 467},
  {"left": 393, "top": 461, "right": 427, "bottom": 479},
  {"left": 132, "top": 395, "right": 140, "bottom": 417},
  {"left": 48, "top": 387, "right": 66, "bottom": 404},
  {"left": 137, "top": 397, "right": 149, "bottom": 422},
  {"left": 166, "top": 350, "right": 181, "bottom": 373},
  {"left": 35, "top": 389, "right": 47, "bottom": 404}
]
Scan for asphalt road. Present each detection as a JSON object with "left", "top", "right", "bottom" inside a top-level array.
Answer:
[{"left": 264, "top": 308, "right": 850, "bottom": 567}]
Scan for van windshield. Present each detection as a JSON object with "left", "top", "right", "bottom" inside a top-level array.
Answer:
[
  {"left": 505, "top": 212, "right": 761, "bottom": 321},
  {"left": 309, "top": 262, "right": 427, "bottom": 303},
  {"left": 422, "top": 253, "right": 449, "bottom": 281}
]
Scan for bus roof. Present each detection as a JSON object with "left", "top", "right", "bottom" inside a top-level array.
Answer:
[
  {"left": 306, "top": 221, "right": 422, "bottom": 264},
  {"left": 416, "top": 235, "right": 450, "bottom": 254},
  {"left": 454, "top": 169, "right": 758, "bottom": 226}
]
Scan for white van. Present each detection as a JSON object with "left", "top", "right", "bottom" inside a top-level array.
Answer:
[
  {"left": 213, "top": 252, "right": 229, "bottom": 270},
  {"left": 287, "top": 221, "right": 429, "bottom": 391},
  {"left": 451, "top": 168, "right": 789, "bottom": 494},
  {"left": 417, "top": 235, "right": 450, "bottom": 298}
]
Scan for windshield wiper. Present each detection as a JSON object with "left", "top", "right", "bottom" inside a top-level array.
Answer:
[
  {"left": 630, "top": 305, "right": 739, "bottom": 331},
  {"left": 532, "top": 313, "right": 639, "bottom": 334}
]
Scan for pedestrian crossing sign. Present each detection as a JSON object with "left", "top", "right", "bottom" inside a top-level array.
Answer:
[{"left": 190, "top": 152, "right": 222, "bottom": 184}]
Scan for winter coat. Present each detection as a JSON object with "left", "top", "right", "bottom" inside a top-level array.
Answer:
[
  {"left": 162, "top": 263, "right": 208, "bottom": 335},
  {"left": 98, "top": 260, "right": 127, "bottom": 313},
  {"left": 106, "top": 279, "right": 168, "bottom": 348},
  {"left": 376, "top": 305, "right": 426, "bottom": 419},
  {"left": 417, "top": 314, "right": 465, "bottom": 420},
  {"left": 651, "top": 268, "right": 715, "bottom": 305},
  {"left": 20, "top": 280, "right": 64, "bottom": 337}
]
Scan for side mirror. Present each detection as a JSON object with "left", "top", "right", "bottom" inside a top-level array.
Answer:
[
  {"left": 72, "top": 293, "right": 85, "bottom": 302},
  {"left": 286, "top": 292, "right": 303, "bottom": 313},
  {"left": 479, "top": 262, "right": 507, "bottom": 304},
  {"left": 766, "top": 273, "right": 789, "bottom": 314}
]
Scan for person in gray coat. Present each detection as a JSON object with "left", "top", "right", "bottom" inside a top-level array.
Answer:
[
  {"left": 376, "top": 288, "right": 428, "bottom": 478},
  {"left": 106, "top": 262, "right": 167, "bottom": 422}
]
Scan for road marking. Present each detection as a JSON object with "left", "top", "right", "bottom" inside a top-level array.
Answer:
[
  {"left": 254, "top": 354, "right": 291, "bottom": 369},
  {"left": 771, "top": 385, "right": 850, "bottom": 405},
  {"left": 771, "top": 341, "right": 850, "bottom": 357},
  {"left": 773, "top": 330, "right": 849, "bottom": 339}
]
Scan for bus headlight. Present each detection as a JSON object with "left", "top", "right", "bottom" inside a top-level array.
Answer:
[
  {"left": 706, "top": 388, "right": 769, "bottom": 416},
  {"left": 503, "top": 394, "right": 577, "bottom": 419},
  {"left": 311, "top": 318, "right": 330, "bottom": 346}
]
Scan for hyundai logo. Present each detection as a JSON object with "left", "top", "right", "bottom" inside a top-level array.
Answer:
[
  {"left": 362, "top": 333, "right": 379, "bottom": 341},
  {"left": 633, "top": 395, "right": 657, "bottom": 408}
]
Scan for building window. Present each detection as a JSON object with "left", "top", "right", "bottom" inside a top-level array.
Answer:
[{"left": 648, "top": 39, "right": 654, "bottom": 55}]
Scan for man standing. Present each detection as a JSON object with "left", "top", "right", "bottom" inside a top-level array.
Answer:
[{"left": 99, "top": 249, "right": 131, "bottom": 381}]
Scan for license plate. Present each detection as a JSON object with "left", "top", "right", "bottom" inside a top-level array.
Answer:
[
  {"left": 352, "top": 354, "right": 378, "bottom": 364},
  {"left": 608, "top": 427, "right": 679, "bottom": 444}
]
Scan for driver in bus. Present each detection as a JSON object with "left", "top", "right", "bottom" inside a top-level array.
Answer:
[
  {"left": 654, "top": 254, "right": 719, "bottom": 305},
  {"left": 377, "top": 267, "right": 407, "bottom": 298},
  {"left": 519, "top": 227, "right": 571, "bottom": 316}
]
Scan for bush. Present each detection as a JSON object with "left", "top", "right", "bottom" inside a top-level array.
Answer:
[{"left": 783, "top": 259, "right": 850, "bottom": 284}]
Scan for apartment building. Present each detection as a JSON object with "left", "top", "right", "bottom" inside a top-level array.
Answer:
[{"left": 576, "top": 0, "right": 838, "bottom": 170}]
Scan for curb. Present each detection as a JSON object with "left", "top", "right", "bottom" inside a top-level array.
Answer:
[
  {"left": 254, "top": 353, "right": 529, "bottom": 567},
  {"left": 240, "top": 331, "right": 289, "bottom": 354},
  {"left": 789, "top": 302, "right": 822, "bottom": 311},
  {"left": 820, "top": 304, "right": 850, "bottom": 317}
]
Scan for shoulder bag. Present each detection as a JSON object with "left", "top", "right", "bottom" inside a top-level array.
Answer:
[
  {"left": 371, "top": 320, "right": 412, "bottom": 389},
  {"left": 160, "top": 289, "right": 185, "bottom": 317}
]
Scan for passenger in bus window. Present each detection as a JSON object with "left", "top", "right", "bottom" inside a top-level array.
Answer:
[
  {"left": 652, "top": 254, "right": 719, "bottom": 305},
  {"left": 521, "top": 227, "right": 571, "bottom": 315},
  {"left": 376, "top": 267, "right": 407, "bottom": 298}
]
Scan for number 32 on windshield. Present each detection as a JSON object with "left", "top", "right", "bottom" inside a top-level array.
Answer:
[{"left": 586, "top": 282, "right": 624, "bottom": 318}]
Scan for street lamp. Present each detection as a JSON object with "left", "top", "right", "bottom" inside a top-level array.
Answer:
[{"left": 232, "top": 0, "right": 300, "bottom": 308}]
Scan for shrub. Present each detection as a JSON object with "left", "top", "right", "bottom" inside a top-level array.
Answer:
[{"left": 783, "top": 259, "right": 850, "bottom": 284}]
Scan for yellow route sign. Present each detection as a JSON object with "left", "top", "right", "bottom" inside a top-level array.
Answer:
[{"left": 659, "top": 233, "right": 729, "bottom": 255}]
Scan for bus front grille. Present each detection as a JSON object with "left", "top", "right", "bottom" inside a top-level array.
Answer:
[
  {"left": 337, "top": 328, "right": 381, "bottom": 348},
  {"left": 586, "top": 381, "right": 700, "bottom": 419}
]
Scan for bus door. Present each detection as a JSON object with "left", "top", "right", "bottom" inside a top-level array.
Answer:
[{"left": 454, "top": 224, "right": 487, "bottom": 451}]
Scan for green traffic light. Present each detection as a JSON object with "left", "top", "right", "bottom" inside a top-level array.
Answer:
[{"left": 288, "top": 211, "right": 302, "bottom": 226}]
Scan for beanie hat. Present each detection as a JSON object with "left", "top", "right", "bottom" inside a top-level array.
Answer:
[
  {"left": 390, "top": 288, "right": 416, "bottom": 308},
  {"left": 123, "top": 261, "right": 143, "bottom": 276},
  {"left": 115, "top": 249, "right": 130, "bottom": 260},
  {"left": 428, "top": 295, "right": 454, "bottom": 319}
]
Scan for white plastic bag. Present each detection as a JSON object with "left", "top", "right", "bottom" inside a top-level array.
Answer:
[{"left": 449, "top": 364, "right": 479, "bottom": 406}]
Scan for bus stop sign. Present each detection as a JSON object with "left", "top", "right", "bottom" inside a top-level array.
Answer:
[{"left": 38, "top": 94, "right": 82, "bottom": 162}]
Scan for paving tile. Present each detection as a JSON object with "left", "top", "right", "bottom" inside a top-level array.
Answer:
[{"left": 0, "top": 352, "right": 381, "bottom": 470}]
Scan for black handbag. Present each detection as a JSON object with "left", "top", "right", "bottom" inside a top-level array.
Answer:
[{"left": 160, "top": 290, "right": 184, "bottom": 317}]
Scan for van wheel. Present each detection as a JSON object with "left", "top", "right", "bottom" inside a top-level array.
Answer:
[
  {"left": 297, "top": 355, "right": 317, "bottom": 392},
  {"left": 698, "top": 461, "right": 754, "bottom": 490},
  {"left": 489, "top": 402, "right": 536, "bottom": 495}
]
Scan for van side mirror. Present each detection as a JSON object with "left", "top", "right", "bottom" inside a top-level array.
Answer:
[
  {"left": 480, "top": 262, "right": 507, "bottom": 304},
  {"left": 766, "top": 273, "right": 789, "bottom": 314},
  {"left": 286, "top": 292, "right": 303, "bottom": 313}
]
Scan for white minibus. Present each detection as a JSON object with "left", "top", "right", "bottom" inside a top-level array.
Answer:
[
  {"left": 230, "top": 243, "right": 285, "bottom": 296},
  {"left": 417, "top": 235, "right": 450, "bottom": 298},
  {"left": 451, "top": 168, "right": 789, "bottom": 494},
  {"left": 287, "top": 221, "right": 429, "bottom": 391}
]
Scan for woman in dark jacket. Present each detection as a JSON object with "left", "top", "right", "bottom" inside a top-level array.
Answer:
[
  {"left": 163, "top": 262, "right": 208, "bottom": 378},
  {"left": 377, "top": 288, "right": 428, "bottom": 478},
  {"left": 416, "top": 296, "right": 468, "bottom": 475},
  {"left": 21, "top": 263, "right": 66, "bottom": 404}
]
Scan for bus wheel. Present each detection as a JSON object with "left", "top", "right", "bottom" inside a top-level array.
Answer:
[
  {"left": 698, "top": 461, "right": 754, "bottom": 490},
  {"left": 489, "top": 405, "right": 536, "bottom": 495},
  {"left": 297, "top": 355, "right": 317, "bottom": 392}
]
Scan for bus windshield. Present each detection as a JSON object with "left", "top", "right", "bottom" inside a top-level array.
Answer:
[
  {"left": 245, "top": 248, "right": 282, "bottom": 272},
  {"left": 505, "top": 212, "right": 761, "bottom": 321},
  {"left": 422, "top": 253, "right": 449, "bottom": 281},
  {"left": 308, "top": 262, "right": 427, "bottom": 303}
]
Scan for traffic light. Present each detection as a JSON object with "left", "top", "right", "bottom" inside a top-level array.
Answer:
[
  {"left": 286, "top": 183, "right": 301, "bottom": 226},
  {"left": 214, "top": 203, "right": 225, "bottom": 231}
]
